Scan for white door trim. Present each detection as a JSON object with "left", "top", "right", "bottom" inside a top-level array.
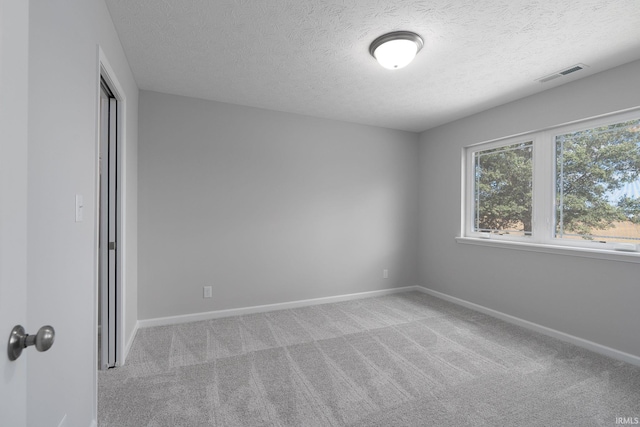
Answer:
[{"left": 93, "top": 45, "right": 128, "bottom": 420}]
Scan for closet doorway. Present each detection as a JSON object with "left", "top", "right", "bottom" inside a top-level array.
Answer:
[{"left": 98, "top": 76, "right": 119, "bottom": 370}]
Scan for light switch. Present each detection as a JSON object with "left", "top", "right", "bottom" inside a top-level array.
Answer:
[{"left": 75, "top": 194, "right": 84, "bottom": 222}]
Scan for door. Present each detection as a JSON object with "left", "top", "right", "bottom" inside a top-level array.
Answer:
[
  {"left": 0, "top": 0, "right": 29, "bottom": 425},
  {"left": 99, "top": 79, "right": 119, "bottom": 369},
  {"left": 3, "top": 2, "right": 118, "bottom": 425}
]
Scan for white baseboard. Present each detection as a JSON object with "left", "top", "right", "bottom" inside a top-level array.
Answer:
[
  {"left": 121, "top": 320, "right": 139, "bottom": 365},
  {"left": 138, "top": 286, "right": 420, "bottom": 328},
  {"left": 417, "top": 286, "right": 640, "bottom": 367}
]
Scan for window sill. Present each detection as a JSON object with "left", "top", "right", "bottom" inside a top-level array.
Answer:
[{"left": 455, "top": 237, "right": 640, "bottom": 264}]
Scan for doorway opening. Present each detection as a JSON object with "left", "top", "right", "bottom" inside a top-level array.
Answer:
[{"left": 98, "top": 76, "right": 119, "bottom": 370}]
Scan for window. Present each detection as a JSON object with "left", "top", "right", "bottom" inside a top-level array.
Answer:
[
  {"left": 555, "top": 120, "right": 640, "bottom": 244},
  {"left": 463, "top": 109, "right": 640, "bottom": 255},
  {"left": 473, "top": 141, "right": 533, "bottom": 236}
]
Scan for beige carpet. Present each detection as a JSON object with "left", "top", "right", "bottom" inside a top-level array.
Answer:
[{"left": 99, "top": 291, "right": 640, "bottom": 426}]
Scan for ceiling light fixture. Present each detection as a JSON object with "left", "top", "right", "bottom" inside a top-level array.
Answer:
[{"left": 369, "top": 31, "right": 424, "bottom": 70}]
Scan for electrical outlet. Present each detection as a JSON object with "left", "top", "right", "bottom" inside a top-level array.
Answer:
[
  {"left": 383, "top": 269, "right": 389, "bottom": 279},
  {"left": 203, "top": 286, "right": 212, "bottom": 298}
]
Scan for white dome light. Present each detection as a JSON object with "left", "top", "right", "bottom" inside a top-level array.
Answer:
[{"left": 369, "top": 31, "right": 424, "bottom": 70}]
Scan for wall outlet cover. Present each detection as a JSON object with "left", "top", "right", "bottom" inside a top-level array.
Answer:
[{"left": 203, "top": 286, "right": 213, "bottom": 298}]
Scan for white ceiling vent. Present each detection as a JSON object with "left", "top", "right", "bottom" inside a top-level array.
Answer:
[{"left": 537, "top": 64, "right": 589, "bottom": 83}]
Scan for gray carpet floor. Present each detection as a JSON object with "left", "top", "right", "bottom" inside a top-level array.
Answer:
[{"left": 98, "top": 291, "right": 640, "bottom": 426}]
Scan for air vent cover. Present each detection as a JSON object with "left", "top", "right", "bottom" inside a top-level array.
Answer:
[
  {"left": 559, "top": 65, "right": 584, "bottom": 75},
  {"left": 537, "top": 64, "right": 588, "bottom": 83}
]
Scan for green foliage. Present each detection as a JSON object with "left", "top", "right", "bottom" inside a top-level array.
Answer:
[
  {"left": 475, "top": 143, "right": 532, "bottom": 233},
  {"left": 475, "top": 119, "right": 640, "bottom": 240},
  {"left": 556, "top": 120, "right": 640, "bottom": 238},
  {"left": 618, "top": 196, "right": 640, "bottom": 224}
]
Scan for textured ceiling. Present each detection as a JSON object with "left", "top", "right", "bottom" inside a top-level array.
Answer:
[{"left": 105, "top": 0, "right": 640, "bottom": 132}]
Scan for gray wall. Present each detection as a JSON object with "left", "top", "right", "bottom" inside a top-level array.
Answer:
[
  {"left": 139, "top": 91, "right": 420, "bottom": 320},
  {"left": 419, "top": 59, "right": 640, "bottom": 358}
]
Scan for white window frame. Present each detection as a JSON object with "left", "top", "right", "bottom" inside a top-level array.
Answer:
[
  {"left": 465, "top": 135, "right": 539, "bottom": 243},
  {"left": 459, "top": 107, "right": 640, "bottom": 264}
]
